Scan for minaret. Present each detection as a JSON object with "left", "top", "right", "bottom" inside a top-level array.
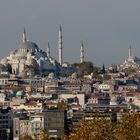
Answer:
[
  {"left": 22, "top": 27, "right": 27, "bottom": 42},
  {"left": 80, "top": 40, "right": 84, "bottom": 63},
  {"left": 58, "top": 25, "right": 63, "bottom": 65},
  {"left": 47, "top": 42, "right": 51, "bottom": 59},
  {"left": 128, "top": 45, "right": 132, "bottom": 59}
]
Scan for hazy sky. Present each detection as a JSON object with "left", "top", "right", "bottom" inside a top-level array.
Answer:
[{"left": 0, "top": 0, "right": 140, "bottom": 66}]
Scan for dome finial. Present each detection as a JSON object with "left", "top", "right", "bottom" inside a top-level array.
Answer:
[{"left": 23, "top": 27, "right": 27, "bottom": 42}]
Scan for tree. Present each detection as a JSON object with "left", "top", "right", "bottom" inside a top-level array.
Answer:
[
  {"left": 6, "top": 63, "right": 12, "bottom": 73},
  {"left": 57, "top": 100, "right": 68, "bottom": 110},
  {"left": 102, "top": 64, "right": 106, "bottom": 74},
  {"left": 63, "top": 113, "right": 140, "bottom": 140},
  {"left": 40, "top": 130, "right": 50, "bottom": 140},
  {"left": 20, "top": 130, "right": 50, "bottom": 140},
  {"left": 20, "top": 135, "right": 33, "bottom": 140},
  {"left": 103, "top": 74, "right": 111, "bottom": 80},
  {"left": 115, "top": 113, "right": 140, "bottom": 140},
  {"left": 77, "top": 61, "right": 94, "bottom": 77},
  {"left": 64, "top": 118, "right": 115, "bottom": 140}
]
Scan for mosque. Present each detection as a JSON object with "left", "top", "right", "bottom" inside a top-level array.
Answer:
[
  {"left": 0, "top": 25, "right": 86, "bottom": 77},
  {"left": 0, "top": 26, "right": 66, "bottom": 77},
  {"left": 119, "top": 46, "right": 140, "bottom": 70}
]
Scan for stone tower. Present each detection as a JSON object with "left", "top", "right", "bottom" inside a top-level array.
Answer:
[
  {"left": 58, "top": 25, "right": 63, "bottom": 65},
  {"left": 22, "top": 27, "right": 27, "bottom": 42},
  {"left": 128, "top": 45, "right": 132, "bottom": 59},
  {"left": 80, "top": 40, "right": 84, "bottom": 63},
  {"left": 47, "top": 42, "right": 51, "bottom": 59}
]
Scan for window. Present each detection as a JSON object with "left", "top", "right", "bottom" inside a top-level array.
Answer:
[
  {"left": 48, "top": 118, "right": 51, "bottom": 121},
  {"left": 47, "top": 123, "right": 51, "bottom": 127},
  {"left": 16, "top": 130, "right": 18, "bottom": 134}
]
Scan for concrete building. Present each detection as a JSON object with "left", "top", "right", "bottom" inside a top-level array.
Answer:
[
  {"left": 98, "top": 83, "right": 112, "bottom": 93},
  {"left": 13, "top": 114, "right": 44, "bottom": 140},
  {"left": 12, "top": 101, "right": 42, "bottom": 113},
  {"left": 61, "top": 81, "right": 82, "bottom": 92},
  {"left": 13, "top": 117, "right": 29, "bottom": 140},
  {"left": 43, "top": 110, "right": 67, "bottom": 139},
  {"left": 28, "top": 115, "right": 44, "bottom": 139},
  {"left": 0, "top": 78, "right": 8, "bottom": 85},
  {"left": 0, "top": 108, "right": 12, "bottom": 140},
  {"left": 59, "top": 92, "right": 85, "bottom": 107}
]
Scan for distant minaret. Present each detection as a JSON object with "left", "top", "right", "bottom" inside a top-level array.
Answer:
[
  {"left": 58, "top": 25, "right": 63, "bottom": 65},
  {"left": 128, "top": 45, "right": 132, "bottom": 59},
  {"left": 80, "top": 40, "right": 84, "bottom": 63},
  {"left": 47, "top": 42, "right": 51, "bottom": 59},
  {"left": 23, "top": 27, "right": 27, "bottom": 42}
]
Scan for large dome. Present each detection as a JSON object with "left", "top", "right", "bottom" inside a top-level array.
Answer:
[
  {"left": 14, "top": 40, "right": 40, "bottom": 58},
  {"left": 19, "top": 41, "right": 39, "bottom": 52}
]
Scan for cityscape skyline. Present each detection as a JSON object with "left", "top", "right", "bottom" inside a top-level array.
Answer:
[
  {"left": 0, "top": 0, "right": 140, "bottom": 66},
  {"left": 0, "top": 1, "right": 140, "bottom": 139}
]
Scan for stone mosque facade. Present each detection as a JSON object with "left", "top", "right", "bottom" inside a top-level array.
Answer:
[
  {"left": 0, "top": 28, "right": 62, "bottom": 77},
  {"left": 119, "top": 46, "right": 140, "bottom": 70}
]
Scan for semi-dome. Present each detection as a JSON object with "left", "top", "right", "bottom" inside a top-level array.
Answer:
[{"left": 1, "top": 58, "right": 8, "bottom": 64}]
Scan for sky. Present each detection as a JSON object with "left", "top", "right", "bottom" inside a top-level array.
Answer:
[{"left": 0, "top": 0, "right": 140, "bottom": 66}]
